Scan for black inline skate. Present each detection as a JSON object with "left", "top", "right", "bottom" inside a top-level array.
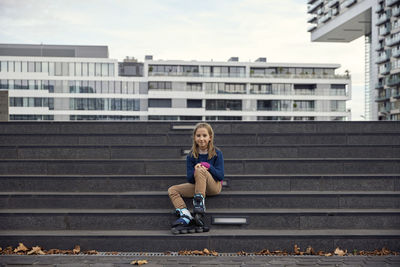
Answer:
[
  {"left": 192, "top": 193, "right": 209, "bottom": 233},
  {"left": 171, "top": 208, "right": 195, "bottom": 234}
]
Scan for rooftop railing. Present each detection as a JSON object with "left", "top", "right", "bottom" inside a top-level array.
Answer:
[
  {"left": 148, "top": 72, "right": 350, "bottom": 79},
  {"left": 250, "top": 73, "right": 349, "bottom": 79}
]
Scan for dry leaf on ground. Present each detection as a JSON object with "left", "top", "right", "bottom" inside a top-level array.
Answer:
[
  {"left": 14, "top": 243, "right": 29, "bottom": 253},
  {"left": 334, "top": 247, "right": 347, "bottom": 256},
  {"left": 84, "top": 250, "right": 98, "bottom": 255},
  {"left": 294, "top": 244, "right": 300, "bottom": 255},
  {"left": 27, "top": 246, "right": 45, "bottom": 255},
  {"left": 73, "top": 245, "right": 80, "bottom": 254},
  {"left": 130, "top": 260, "right": 148, "bottom": 265},
  {"left": 305, "top": 246, "right": 315, "bottom": 255}
]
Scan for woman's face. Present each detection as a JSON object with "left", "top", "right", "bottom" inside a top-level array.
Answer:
[{"left": 194, "top": 127, "right": 211, "bottom": 150}]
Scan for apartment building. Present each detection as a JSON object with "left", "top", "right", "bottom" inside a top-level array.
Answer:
[
  {"left": 0, "top": 43, "right": 351, "bottom": 121},
  {"left": 307, "top": 0, "right": 400, "bottom": 120}
]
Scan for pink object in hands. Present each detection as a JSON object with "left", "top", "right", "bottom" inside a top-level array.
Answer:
[{"left": 200, "top": 162, "right": 210, "bottom": 169}]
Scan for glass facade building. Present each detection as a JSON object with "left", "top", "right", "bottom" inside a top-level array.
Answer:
[
  {"left": 307, "top": 0, "right": 400, "bottom": 120},
  {"left": 0, "top": 43, "right": 351, "bottom": 121}
]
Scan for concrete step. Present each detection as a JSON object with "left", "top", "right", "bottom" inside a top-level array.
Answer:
[
  {"left": 1, "top": 121, "right": 399, "bottom": 135},
  {"left": 0, "top": 144, "right": 399, "bottom": 160},
  {"left": 1, "top": 133, "right": 400, "bottom": 146},
  {"left": 1, "top": 229, "right": 399, "bottom": 252},
  {"left": 0, "top": 158, "right": 398, "bottom": 175},
  {"left": 1, "top": 208, "right": 399, "bottom": 231},
  {"left": 1, "top": 191, "right": 399, "bottom": 209},
  {"left": 1, "top": 174, "right": 399, "bottom": 192}
]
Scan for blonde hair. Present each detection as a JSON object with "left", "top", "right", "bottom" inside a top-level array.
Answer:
[{"left": 191, "top": 122, "right": 217, "bottom": 160}]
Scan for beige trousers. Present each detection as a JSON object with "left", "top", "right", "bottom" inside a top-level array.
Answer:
[{"left": 168, "top": 168, "right": 222, "bottom": 209}]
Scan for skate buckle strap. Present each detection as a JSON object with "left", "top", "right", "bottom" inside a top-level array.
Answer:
[{"left": 172, "top": 216, "right": 192, "bottom": 227}]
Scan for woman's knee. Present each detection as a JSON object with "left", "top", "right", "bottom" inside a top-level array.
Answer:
[
  {"left": 194, "top": 169, "right": 207, "bottom": 180},
  {"left": 168, "top": 185, "right": 178, "bottom": 196}
]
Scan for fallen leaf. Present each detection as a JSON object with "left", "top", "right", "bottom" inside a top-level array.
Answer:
[
  {"left": 27, "top": 246, "right": 45, "bottom": 255},
  {"left": 294, "top": 244, "right": 300, "bottom": 255},
  {"left": 130, "top": 260, "right": 148, "bottom": 265},
  {"left": 381, "top": 247, "right": 390, "bottom": 255},
  {"left": 73, "top": 245, "right": 80, "bottom": 254},
  {"left": 3, "top": 246, "right": 14, "bottom": 255},
  {"left": 211, "top": 250, "right": 218, "bottom": 256},
  {"left": 14, "top": 243, "right": 29, "bottom": 253},
  {"left": 203, "top": 248, "right": 210, "bottom": 254},
  {"left": 46, "top": 249, "right": 61, "bottom": 254},
  {"left": 334, "top": 247, "right": 347, "bottom": 256},
  {"left": 305, "top": 246, "right": 315, "bottom": 255},
  {"left": 84, "top": 250, "right": 98, "bottom": 255},
  {"left": 325, "top": 253, "right": 333, "bottom": 257},
  {"left": 317, "top": 250, "right": 325, "bottom": 256}
]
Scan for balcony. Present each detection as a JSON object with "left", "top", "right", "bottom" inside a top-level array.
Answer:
[
  {"left": 376, "top": 13, "right": 390, "bottom": 26},
  {"left": 379, "top": 65, "right": 391, "bottom": 75},
  {"left": 307, "top": 15, "right": 317, "bottom": 23},
  {"left": 392, "top": 91, "right": 400, "bottom": 98},
  {"left": 326, "top": 0, "right": 339, "bottom": 7},
  {"left": 343, "top": 0, "right": 357, "bottom": 8},
  {"left": 307, "top": 0, "right": 323, "bottom": 13},
  {"left": 376, "top": 5, "right": 384, "bottom": 13},
  {"left": 393, "top": 48, "right": 400, "bottom": 57},
  {"left": 327, "top": 0, "right": 339, "bottom": 8},
  {"left": 376, "top": 42, "right": 385, "bottom": 51},
  {"left": 308, "top": 0, "right": 318, "bottom": 4},
  {"left": 307, "top": 25, "right": 317, "bottom": 32},
  {"left": 320, "top": 12, "right": 332, "bottom": 23},
  {"left": 376, "top": 52, "right": 391, "bottom": 63},
  {"left": 375, "top": 81, "right": 385, "bottom": 89},
  {"left": 386, "top": 0, "right": 400, "bottom": 7},
  {"left": 393, "top": 7, "right": 400, "bottom": 17},
  {"left": 386, "top": 35, "right": 400, "bottom": 46},
  {"left": 387, "top": 76, "right": 400, "bottom": 86},
  {"left": 376, "top": 95, "right": 391, "bottom": 102},
  {"left": 379, "top": 25, "right": 392, "bottom": 36}
]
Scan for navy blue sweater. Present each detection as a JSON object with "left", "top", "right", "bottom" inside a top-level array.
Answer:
[{"left": 186, "top": 149, "right": 224, "bottom": 184}]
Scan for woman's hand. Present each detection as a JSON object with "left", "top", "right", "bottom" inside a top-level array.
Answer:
[{"left": 195, "top": 164, "right": 207, "bottom": 174}]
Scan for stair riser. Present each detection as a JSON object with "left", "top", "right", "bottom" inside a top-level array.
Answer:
[
  {"left": 1, "top": 213, "right": 399, "bottom": 230},
  {"left": 1, "top": 195, "right": 399, "bottom": 209},
  {"left": 0, "top": 235, "right": 399, "bottom": 252},
  {"left": 1, "top": 121, "right": 399, "bottom": 134},
  {"left": 1, "top": 134, "right": 400, "bottom": 146},
  {"left": 1, "top": 160, "right": 399, "bottom": 175},
  {"left": 1, "top": 146, "right": 399, "bottom": 159},
  {"left": 1, "top": 176, "right": 399, "bottom": 192}
]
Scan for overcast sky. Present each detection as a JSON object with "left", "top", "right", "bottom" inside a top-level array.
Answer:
[{"left": 0, "top": 0, "right": 366, "bottom": 120}]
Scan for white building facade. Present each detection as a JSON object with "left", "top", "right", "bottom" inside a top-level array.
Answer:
[
  {"left": 307, "top": 0, "right": 400, "bottom": 121},
  {"left": 0, "top": 44, "right": 351, "bottom": 121}
]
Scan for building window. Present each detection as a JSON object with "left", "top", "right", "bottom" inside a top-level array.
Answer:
[
  {"left": 187, "top": 83, "right": 202, "bottom": 91},
  {"left": 148, "top": 82, "right": 172, "bottom": 90},
  {"left": 148, "top": 98, "right": 172, "bottom": 108},
  {"left": 148, "top": 115, "right": 178, "bottom": 120},
  {"left": 187, "top": 99, "right": 202, "bottom": 108},
  {"left": 206, "top": 100, "right": 242, "bottom": 110},
  {"left": 206, "top": 116, "right": 242, "bottom": 121}
]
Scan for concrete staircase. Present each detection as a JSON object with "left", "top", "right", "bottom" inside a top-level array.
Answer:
[{"left": 0, "top": 121, "right": 399, "bottom": 253}]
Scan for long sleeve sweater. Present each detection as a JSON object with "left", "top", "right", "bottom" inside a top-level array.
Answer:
[{"left": 186, "top": 149, "right": 224, "bottom": 184}]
